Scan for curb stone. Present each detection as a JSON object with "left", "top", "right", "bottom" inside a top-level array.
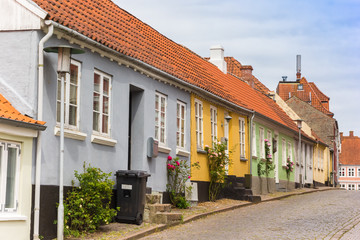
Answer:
[{"left": 121, "top": 187, "right": 337, "bottom": 240}]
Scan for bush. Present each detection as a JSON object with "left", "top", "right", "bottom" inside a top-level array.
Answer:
[{"left": 63, "top": 163, "right": 117, "bottom": 237}]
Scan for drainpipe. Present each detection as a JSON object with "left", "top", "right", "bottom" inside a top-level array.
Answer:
[
  {"left": 34, "top": 21, "right": 53, "bottom": 240},
  {"left": 249, "top": 112, "right": 255, "bottom": 175}
]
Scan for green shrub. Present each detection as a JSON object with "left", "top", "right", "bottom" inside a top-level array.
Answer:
[{"left": 63, "top": 163, "right": 117, "bottom": 237}]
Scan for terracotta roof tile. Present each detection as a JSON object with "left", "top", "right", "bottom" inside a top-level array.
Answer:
[
  {"left": 339, "top": 133, "right": 360, "bottom": 165},
  {"left": 0, "top": 94, "right": 45, "bottom": 126}
]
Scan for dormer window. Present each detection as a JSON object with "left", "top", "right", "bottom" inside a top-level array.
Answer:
[{"left": 297, "top": 84, "right": 303, "bottom": 90}]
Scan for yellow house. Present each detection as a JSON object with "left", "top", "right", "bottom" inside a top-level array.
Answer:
[
  {"left": 189, "top": 94, "right": 251, "bottom": 201},
  {"left": 313, "top": 143, "right": 331, "bottom": 185}
]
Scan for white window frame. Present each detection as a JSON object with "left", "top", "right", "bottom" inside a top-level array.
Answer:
[
  {"left": 239, "top": 117, "right": 246, "bottom": 159},
  {"left": 252, "top": 123, "right": 256, "bottom": 157},
  {"left": 195, "top": 99, "right": 203, "bottom": 149},
  {"left": 287, "top": 142, "right": 292, "bottom": 164},
  {"left": 267, "top": 130, "right": 272, "bottom": 155},
  {"left": 56, "top": 60, "right": 81, "bottom": 130},
  {"left": 176, "top": 101, "right": 186, "bottom": 149},
  {"left": 259, "top": 127, "right": 265, "bottom": 159},
  {"left": 0, "top": 142, "right": 21, "bottom": 214},
  {"left": 210, "top": 106, "right": 217, "bottom": 144},
  {"left": 348, "top": 184, "right": 355, "bottom": 190},
  {"left": 93, "top": 69, "right": 112, "bottom": 136},
  {"left": 340, "top": 167, "right": 345, "bottom": 177},
  {"left": 282, "top": 138, "right": 286, "bottom": 166},
  {"left": 358, "top": 168, "right": 360, "bottom": 177},
  {"left": 348, "top": 168, "right": 355, "bottom": 177},
  {"left": 340, "top": 184, "right": 346, "bottom": 189},
  {"left": 155, "top": 92, "right": 167, "bottom": 145}
]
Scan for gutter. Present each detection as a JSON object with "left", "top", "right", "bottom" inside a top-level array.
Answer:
[
  {"left": 48, "top": 21, "right": 254, "bottom": 116},
  {"left": 0, "top": 118, "right": 46, "bottom": 131},
  {"left": 34, "top": 21, "right": 53, "bottom": 240}
]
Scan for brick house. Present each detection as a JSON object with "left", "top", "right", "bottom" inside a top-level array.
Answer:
[{"left": 339, "top": 131, "right": 360, "bottom": 190}]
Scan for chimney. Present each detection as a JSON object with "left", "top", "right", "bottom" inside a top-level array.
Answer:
[
  {"left": 240, "top": 65, "right": 254, "bottom": 87},
  {"left": 340, "top": 132, "right": 343, "bottom": 139},
  {"left": 349, "top": 131, "right": 354, "bottom": 137},
  {"left": 209, "top": 45, "right": 227, "bottom": 74},
  {"left": 296, "top": 55, "right": 301, "bottom": 81}
]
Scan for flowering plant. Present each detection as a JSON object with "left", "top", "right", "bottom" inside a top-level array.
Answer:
[
  {"left": 166, "top": 156, "right": 199, "bottom": 208},
  {"left": 257, "top": 139, "right": 275, "bottom": 193},
  {"left": 205, "top": 140, "right": 232, "bottom": 202},
  {"left": 286, "top": 157, "right": 294, "bottom": 178}
]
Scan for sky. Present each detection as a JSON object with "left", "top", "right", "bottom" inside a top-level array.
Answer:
[{"left": 114, "top": 0, "right": 360, "bottom": 135}]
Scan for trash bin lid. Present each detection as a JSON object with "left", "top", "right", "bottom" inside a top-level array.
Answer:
[{"left": 116, "top": 170, "right": 150, "bottom": 178}]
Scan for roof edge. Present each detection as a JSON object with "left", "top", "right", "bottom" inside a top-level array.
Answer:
[{"left": 0, "top": 117, "right": 47, "bottom": 131}]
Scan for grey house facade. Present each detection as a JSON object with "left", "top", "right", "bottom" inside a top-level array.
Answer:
[{"left": 0, "top": 0, "right": 192, "bottom": 238}]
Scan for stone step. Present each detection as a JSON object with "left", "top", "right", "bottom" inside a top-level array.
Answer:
[
  {"left": 153, "top": 212, "right": 182, "bottom": 224},
  {"left": 146, "top": 193, "right": 162, "bottom": 205},
  {"left": 149, "top": 203, "right": 171, "bottom": 213}
]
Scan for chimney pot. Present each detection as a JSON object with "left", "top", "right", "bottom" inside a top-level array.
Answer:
[
  {"left": 209, "top": 45, "right": 227, "bottom": 74},
  {"left": 350, "top": 131, "right": 354, "bottom": 137}
]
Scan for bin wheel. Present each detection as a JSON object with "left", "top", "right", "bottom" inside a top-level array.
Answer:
[{"left": 135, "top": 213, "right": 143, "bottom": 225}]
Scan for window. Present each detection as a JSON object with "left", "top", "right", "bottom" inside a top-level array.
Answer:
[
  {"left": 195, "top": 99, "right": 203, "bottom": 149},
  {"left": 348, "top": 184, "right": 355, "bottom": 190},
  {"left": 358, "top": 184, "right": 360, "bottom": 190},
  {"left": 287, "top": 142, "right": 292, "bottom": 163},
  {"left": 93, "top": 70, "right": 111, "bottom": 135},
  {"left": 252, "top": 123, "right": 256, "bottom": 156},
  {"left": 259, "top": 127, "right": 264, "bottom": 159},
  {"left": 210, "top": 106, "right": 217, "bottom": 144},
  {"left": 282, "top": 139, "right": 286, "bottom": 166},
  {"left": 340, "top": 184, "right": 346, "bottom": 189},
  {"left": 267, "top": 130, "right": 272, "bottom": 154},
  {"left": 239, "top": 117, "right": 246, "bottom": 158},
  {"left": 57, "top": 60, "right": 81, "bottom": 129},
  {"left": 155, "top": 92, "right": 167, "bottom": 145},
  {"left": 340, "top": 167, "right": 345, "bottom": 177},
  {"left": 358, "top": 168, "right": 360, "bottom": 177},
  {"left": 176, "top": 101, "right": 186, "bottom": 148},
  {"left": 348, "top": 168, "right": 355, "bottom": 177},
  {"left": 0, "top": 142, "right": 20, "bottom": 213}
]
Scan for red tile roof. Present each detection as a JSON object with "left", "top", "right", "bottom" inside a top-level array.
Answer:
[
  {"left": 0, "top": 93, "right": 46, "bottom": 126},
  {"left": 32, "top": 0, "right": 306, "bottom": 134},
  {"left": 277, "top": 77, "right": 333, "bottom": 117},
  {"left": 339, "top": 132, "right": 360, "bottom": 165}
]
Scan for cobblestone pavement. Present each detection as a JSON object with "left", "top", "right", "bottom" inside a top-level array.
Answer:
[{"left": 140, "top": 190, "right": 360, "bottom": 240}]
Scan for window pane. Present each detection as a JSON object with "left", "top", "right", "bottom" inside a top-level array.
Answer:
[
  {"left": 177, "top": 103, "right": 180, "bottom": 118},
  {"left": 155, "top": 126, "right": 159, "bottom": 140},
  {"left": 161, "top": 113, "right": 165, "bottom": 127},
  {"left": 5, "top": 147, "right": 17, "bottom": 209},
  {"left": 70, "top": 64, "right": 78, "bottom": 84},
  {"left": 103, "top": 96, "right": 109, "bottom": 114},
  {"left": 57, "top": 81, "right": 61, "bottom": 101},
  {"left": 93, "top": 112, "right": 99, "bottom": 131},
  {"left": 160, "top": 128, "right": 165, "bottom": 143},
  {"left": 181, "top": 105, "right": 185, "bottom": 118},
  {"left": 155, "top": 110, "right": 159, "bottom": 125},
  {"left": 70, "top": 85, "right": 77, "bottom": 105},
  {"left": 181, "top": 119, "right": 185, "bottom": 132},
  {"left": 177, "top": 118, "right": 180, "bottom": 131},
  {"left": 69, "top": 105, "right": 77, "bottom": 126},
  {"left": 155, "top": 95, "right": 159, "bottom": 111},
  {"left": 94, "top": 73, "right": 100, "bottom": 92},
  {"left": 181, "top": 133, "right": 185, "bottom": 147},
  {"left": 102, "top": 115, "right": 108, "bottom": 133},
  {"left": 56, "top": 102, "right": 61, "bottom": 122},
  {"left": 103, "top": 77, "right": 109, "bottom": 96},
  {"left": 93, "top": 93, "right": 100, "bottom": 111},
  {"left": 177, "top": 132, "right": 180, "bottom": 146},
  {"left": 161, "top": 97, "right": 165, "bottom": 112}
]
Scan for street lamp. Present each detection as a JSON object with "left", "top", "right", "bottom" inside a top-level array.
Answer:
[
  {"left": 294, "top": 119, "right": 303, "bottom": 187},
  {"left": 44, "top": 45, "right": 84, "bottom": 240}
]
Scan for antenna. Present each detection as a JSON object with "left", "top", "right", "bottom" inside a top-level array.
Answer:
[
  {"left": 296, "top": 55, "right": 301, "bottom": 80},
  {"left": 282, "top": 76, "right": 288, "bottom": 81}
]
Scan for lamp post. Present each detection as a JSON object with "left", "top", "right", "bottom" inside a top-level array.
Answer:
[
  {"left": 44, "top": 45, "right": 84, "bottom": 240},
  {"left": 294, "top": 119, "right": 303, "bottom": 187}
]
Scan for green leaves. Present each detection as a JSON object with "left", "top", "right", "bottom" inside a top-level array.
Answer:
[{"left": 63, "top": 163, "right": 117, "bottom": 237}]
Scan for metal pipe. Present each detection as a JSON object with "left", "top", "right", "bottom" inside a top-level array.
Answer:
[
  {"left": 34, "top": 22, "right": 53, "bottom": 240},
  {"left": 249, "top": 112, "right": 255, "bottom": 175}
]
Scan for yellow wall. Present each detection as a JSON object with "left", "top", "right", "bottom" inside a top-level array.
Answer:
[
  {"left": 0, "top": 131, "right": 34, "bottom": 240},
  {"left": 313, "top": 143, "right": 330, "bottom": 184},
  {"left": 190, "top": 94, "right": 250, "bottom": 182}
]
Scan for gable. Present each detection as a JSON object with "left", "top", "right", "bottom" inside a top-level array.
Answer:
[{"left": 0, "top": 0, "right": 47, "bottom": 31}]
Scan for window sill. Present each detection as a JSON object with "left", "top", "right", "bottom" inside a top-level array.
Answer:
[
  {"left": 0, "top": 214, "right": 27, "bottom": 221},
  {"left": 54, "top": 127, "right": 87, "bottom": 141},
  {"left": 91, "top": 135, "right": 117, "bottom": 147},
  {"left": 176, "top": 148, "right": 190, "bottom": 157},
  {"left": 252, "top": 156, "right": 258, "bottom": 160},
  {"left": 158, "top": 145, "right": 171, "bottom": 154},
  {"left": 240, "top": 158, "right": 248, "bottom": 162},
  {"left": 197, "top": 149, "right": 207, "bottom": 154}
]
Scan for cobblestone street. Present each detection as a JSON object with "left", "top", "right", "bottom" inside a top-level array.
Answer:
[{"left": 140, "top": 190, "right": 360, "bottom": 240}]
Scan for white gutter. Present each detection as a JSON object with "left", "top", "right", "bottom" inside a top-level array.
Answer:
[{"left": 34, "top": 21, "right": 53, "bottom": 240}]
